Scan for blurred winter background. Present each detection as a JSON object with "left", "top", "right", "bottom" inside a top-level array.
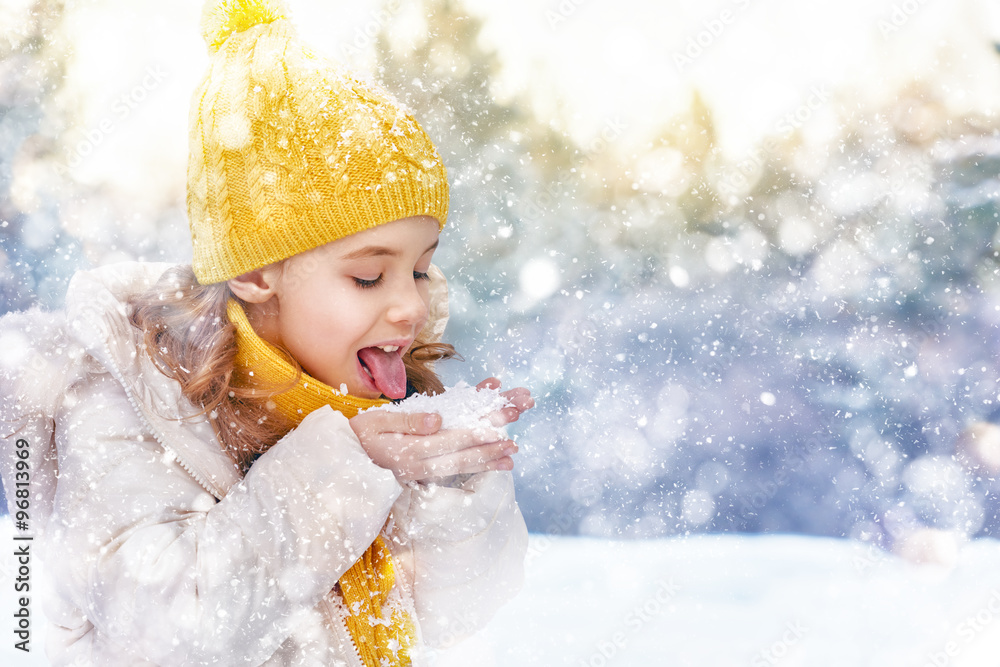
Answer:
[{"left": 5, "top": 0, "right": 1000, "bottom": 664}]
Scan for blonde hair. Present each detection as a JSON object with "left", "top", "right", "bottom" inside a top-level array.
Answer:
[{"left": 130, "top": 265, "right": 457, "bottom": 471}]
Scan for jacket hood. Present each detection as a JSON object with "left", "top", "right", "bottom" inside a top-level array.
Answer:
[{"left": 66, "top": 262, "right": 241, "bottom": 498}]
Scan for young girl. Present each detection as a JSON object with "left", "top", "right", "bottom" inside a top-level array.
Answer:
[{"left": 0, "top": 1, "right": 532, "bottom": 665}]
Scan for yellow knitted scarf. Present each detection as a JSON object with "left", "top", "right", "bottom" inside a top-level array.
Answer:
[{"left": 227, "top": 300, "right": 417, "bottom": 666}]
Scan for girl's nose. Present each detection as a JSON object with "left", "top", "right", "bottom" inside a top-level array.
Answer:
[{"left": 387, "top": 277, "right": 428, "bottom": 327}]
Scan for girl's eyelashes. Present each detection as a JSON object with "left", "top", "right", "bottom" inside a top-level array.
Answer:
[
  {"left": 353, "top": 271, "right": 429, "bottom": 289},
  {"left": 353, "top": 275, "right": 383, "bottom": 289}
]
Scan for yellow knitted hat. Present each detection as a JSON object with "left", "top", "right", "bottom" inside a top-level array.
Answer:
[{"left": 188, "top": 0, "right": 449, "bottom": 285}]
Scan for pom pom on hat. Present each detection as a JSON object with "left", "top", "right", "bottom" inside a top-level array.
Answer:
[{"left": 201, "top": 0, "right": 291, "bottom": 53}]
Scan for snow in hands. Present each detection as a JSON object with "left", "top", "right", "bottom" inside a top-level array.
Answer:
[{"left": 363, "top": 381, "right": 512, "bottom": 431}]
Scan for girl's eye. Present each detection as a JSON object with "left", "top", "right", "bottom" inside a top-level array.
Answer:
[
  {"left": 413, "top": 270, "right": 430, "bottom": 281},
  {"left": 353, "top": 275, "right": 383, "bottom": 289}
]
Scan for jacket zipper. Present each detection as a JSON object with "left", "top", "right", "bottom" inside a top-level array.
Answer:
[
  {"left": 96, "top": 336, "right": 224, "bottom": 499},
  {"left": 321, "top": 593, "right": 365, "bottom": 667}
]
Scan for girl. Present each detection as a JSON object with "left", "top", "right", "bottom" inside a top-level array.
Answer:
[{"left": 0, "top": 1, "right": 532, "bottom": 665}]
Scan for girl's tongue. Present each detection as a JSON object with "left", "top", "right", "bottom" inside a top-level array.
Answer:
[{"left": 357, "top": 347, "right": 408, "bottom": 399}]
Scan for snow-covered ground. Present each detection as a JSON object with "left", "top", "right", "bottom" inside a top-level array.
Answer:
[
  {"left": 441, "top": 535, "right": 1000, "bottom": 667},
  {"left": 454, "top": 534, "right": 1000, "bottom": 667},
  {"left": 5, "top": 519, "right": 1000, "bottom": 666}
]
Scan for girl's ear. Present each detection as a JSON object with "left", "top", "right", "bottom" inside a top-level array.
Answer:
[{"left": 228, "top": 266, "right": 281, "bottom": 304}]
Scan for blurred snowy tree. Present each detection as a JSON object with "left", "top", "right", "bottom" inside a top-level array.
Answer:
[
  {"left": 0, "top": 0, "right": 84, "bottom": 312},
  {"left": 568, "top": 74, "right": 1000, "bottom": 544}
]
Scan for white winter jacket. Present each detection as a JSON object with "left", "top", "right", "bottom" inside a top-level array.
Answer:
[{"left": 0, "top": 262, "right": 527, "bottom": 666}]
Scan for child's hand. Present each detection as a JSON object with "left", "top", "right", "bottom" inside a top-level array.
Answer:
[
  {"left": 349, "top": 410, "right": 518, "bottom": 482},
  {"left": 476, "top": 377, "right": 535, "bottom": 427}
]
